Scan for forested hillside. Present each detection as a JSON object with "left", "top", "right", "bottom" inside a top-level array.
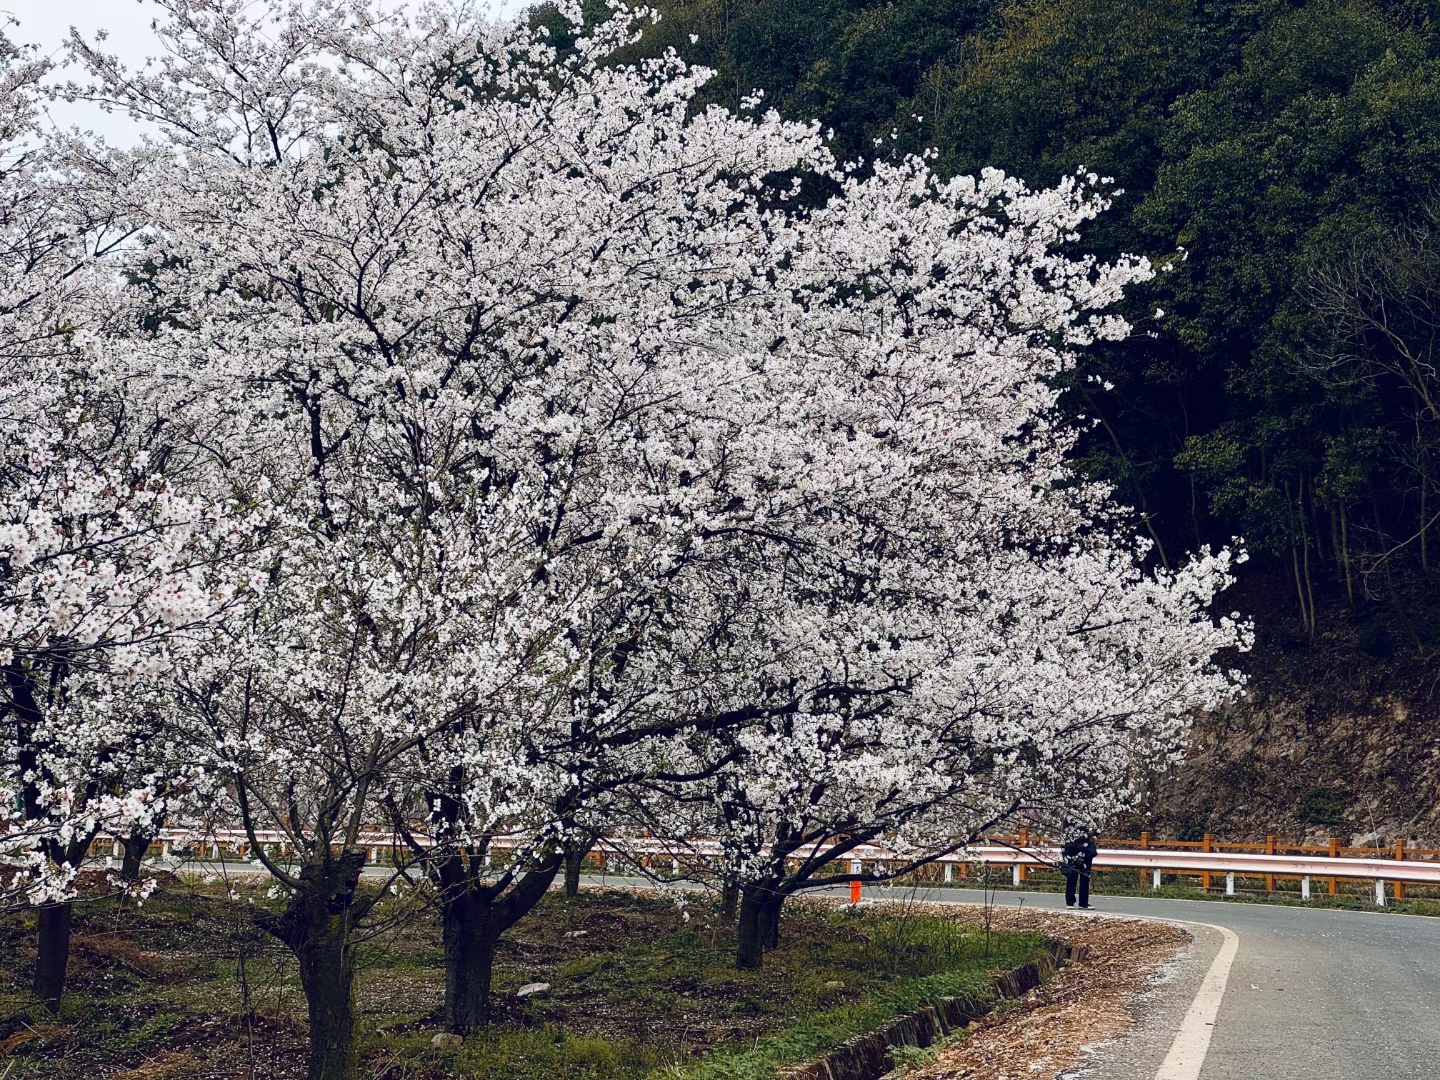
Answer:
[{"left": 607, "top": 0, "right": 1440, "bottom": 841}]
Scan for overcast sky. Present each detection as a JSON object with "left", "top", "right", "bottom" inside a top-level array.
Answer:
[{"left": 5, "top": 0, "right": 524, "bottom": 144}]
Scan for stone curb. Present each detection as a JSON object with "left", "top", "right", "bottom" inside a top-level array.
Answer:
[{"left": 780, "top": 939, "right": 1085, "bottom": 1080}]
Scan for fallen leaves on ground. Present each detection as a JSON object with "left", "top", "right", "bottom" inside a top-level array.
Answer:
[{"left": 883, "top": 904, "right": 1188, "bottom": 1080}]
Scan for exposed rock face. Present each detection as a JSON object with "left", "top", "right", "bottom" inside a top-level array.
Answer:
[{"left": 1132, "top": 667, "right": 1440, "bottom": 846}]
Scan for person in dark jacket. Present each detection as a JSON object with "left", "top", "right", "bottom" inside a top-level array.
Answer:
[{"left": 1060, "top": 831, "right": 1098, "bottom": 908}]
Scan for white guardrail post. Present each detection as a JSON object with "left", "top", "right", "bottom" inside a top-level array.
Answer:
[
  {"left": 1301, "top": 875, "right": 1310, "bottom": 900},
  {"left": 1375, "top": 879, "right": 1386, "bottom": 907},
  {"left": 1152, "top": 868, "right": 1162, "bottom": 891}
]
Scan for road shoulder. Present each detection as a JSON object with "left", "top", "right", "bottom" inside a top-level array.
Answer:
[{"left": 895, "top": 905, "right": 1211, "bottom": 1080}]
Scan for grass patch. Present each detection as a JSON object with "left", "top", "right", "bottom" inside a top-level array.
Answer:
[
  {"left": 0, "top": 879, "right": 1045, "bottom": 1080},
  {"left": 677, "top": 966, "right": 998, "bottom": 1080}
]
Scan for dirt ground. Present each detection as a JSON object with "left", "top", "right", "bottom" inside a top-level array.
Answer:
[
  {"left": 0, "top": 879, "right": 1043, "bottom": 1080},
  {"left": 895, "top": 905, "right": 1190, "bottom": 1080}
]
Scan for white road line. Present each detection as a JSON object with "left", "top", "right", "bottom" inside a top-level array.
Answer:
[
  {"left": 915, "top": 899, "right": 1243, "bottom": 1080},
  {"left": 1154, "top": 921, "right": 1240, "bottom": 1080}
]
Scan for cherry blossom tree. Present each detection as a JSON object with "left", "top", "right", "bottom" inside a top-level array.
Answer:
[
  {"left": 70, "top": 0, "right": 828, "bottom": 1064},
  {"left": 0, "top": 24, "right": 270, "bottom": 1008},
  {"left": 63, "top": 0, "right": 1252, "bottom": 1071},
  {"left": 602, "top": 148, "right": 1254, "bottom": 967},
  {"left": 684, "top": 543, "right": 1246, "bottom": 968},
  {"left": 0, "top": 297, "right": 263, "bottom": 1006}
]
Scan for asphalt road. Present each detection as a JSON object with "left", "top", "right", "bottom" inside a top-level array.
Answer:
[
  {"left": 863, "top": 885, "right": 1440, "bottom": 1080},
  {"left": 157, "top": 860, "right": 1440, "bottom": 1079}
]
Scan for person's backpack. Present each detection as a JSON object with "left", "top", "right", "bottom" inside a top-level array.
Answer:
[
  {"left": 1060, "top": 836, "right": 1095, "bottom": 873},
  {"left": 1059, "top": 839, "right": 1085, "bottom": 874}
]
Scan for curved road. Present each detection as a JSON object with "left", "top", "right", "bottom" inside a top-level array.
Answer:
[{"left": 864, "top": 885, "right": 1440, "bottom": 1079}]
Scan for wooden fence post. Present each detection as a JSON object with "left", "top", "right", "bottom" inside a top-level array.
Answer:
[
  {"left": 1017, "top": 828, "right": 1029, "bottom": 883},
  {"left": 1202, "top": 833, "right": 1213, "bottom": 891},
  {"left": 1139, "top": 831, "right": 1150, "bottom": 889},
  {"left": 1395, "top": 838, "right": 1407, "bottom": 901},
  {"left": 1328, "top": 836, "right": 1340, "bottom": 896},
  {"left": 1265, "top": 835, "right": 1276, "bottom": 892}
]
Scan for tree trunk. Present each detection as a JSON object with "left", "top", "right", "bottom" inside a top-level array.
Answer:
[
  {"left": 760, "top": 893, "right": 782, "bottom": 950},
  {"left": 1340, "top": 508, "right": 1354, "bottom": 603},
  {"left": 266, "top": 852, "right": 366, "bottom": 1080},
  {"left": 1299, "top": 478, "right": 1317, "bottom": 633},
  {"left": 1422, "top": 476, "right": 1430, "bottom": 571},
  {"left": 441, "top": 890, "right": 501, "bottom": 1034},
  {"left": 1302, "top": 540, "right": 1317, "bottom": 635},
  {"left": 735, "top": 887, "right": 767, "bottom": 969},
  {"left": 294, "top": 925, "right": 357, "bottom": 1080},
  {"left": 33, "top": 902, "right": 72, "bottom": 1010},
  {"left": 120, "top": 828, "right": 155, "bottom": 882},
  {"left": 719, "top": 879, "right": 739, "bottom": 923},
  {"left": 1291, "top": 545, "right": 1309, "bottom": 632},
  {"left": 734, "top": 884, "right": 784, "bottom": 969},
  {"left": 432, "top": 851, "right": 561, "bottom": 1036},
  {"left": 562, "top": 838, "right": 592, "bottom": 899},
  {"left": 1417, "top": 409, "right": 1431, "bottom": 572}
]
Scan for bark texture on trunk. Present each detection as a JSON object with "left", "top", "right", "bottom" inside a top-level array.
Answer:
[
  {"left": 433, "top": 851, "right": 561, "bottom": 1036},
  {"left": 120, "top": 828, "right": 155, "bottom": 882},
  {"left": 33, "top": 902, "right": 73, "bottom": 1010},
  {"left": 441, "top": 890, "right": 501, "bottom": 1033},
  {"left": 294, "top": 926, "right": 357, "bottom": 1080},
  {"left": 562, "top": 838, "right": 593, "bottom": 899},
  {"left": 760, "top": 893, "right": 783, "bottom": 950},
  {"left": 719, "top": 880, "right": 739, "bottom": 923},
  {"left": 734, "top": 884, "right": 786, "bottom": 969},
  {"left": 734, "top": 886, "right": 768, "bottom": 969},
  {"left": 265, "top": 851, "right": 367, "bottom": 1080}
]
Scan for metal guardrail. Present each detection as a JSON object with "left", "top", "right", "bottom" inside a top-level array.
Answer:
[
  {"left": 965, "top": 844, "right": 1440, "bottom": 905},
  {"left": 97, "top": 828, "right": 1438, "bottom": 907}
]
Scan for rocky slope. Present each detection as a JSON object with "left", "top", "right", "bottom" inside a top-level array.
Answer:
[{"left": 1127, "top": 577, "right": 1440, "bottom": 848}]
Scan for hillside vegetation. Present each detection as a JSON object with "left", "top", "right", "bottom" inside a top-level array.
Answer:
[{"left": 605, "top": 0, "right": 1440, "bottom": 839}]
